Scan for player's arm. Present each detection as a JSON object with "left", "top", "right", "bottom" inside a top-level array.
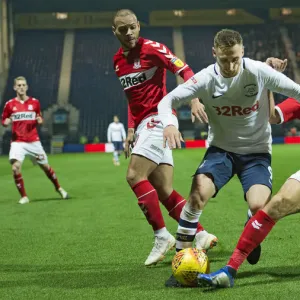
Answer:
[
  {"left": 1, "top": 103, "right": 12, "bottom": 127},
  {"left": 36, "top": 101, "right": 43, "bottom": 124},
  {"left": 125, "top": 105, "right": 135, "bottom": 159},
  {"left": 271, "top": 97, "right": 300, "bottom": 124},
  {"left": 265, "top": 57, "right": 288, "bottom": 73},
  {"left": 107, "top": 124, "right": 112, "bottom": 143},
  {"left": 158, "top": 71, "right": 208, "bottom": 149},
  {"left": 121, "top": 123, "right": 126, "bottom": 141},
  {"left": 148, "top": 42, "right": 193, "bottom": 81},
  {"left": 259, "top": 62, "right": 300, "bottom": 102}
]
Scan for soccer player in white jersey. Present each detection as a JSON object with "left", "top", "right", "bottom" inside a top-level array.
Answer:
[
  {"left": 157, "top": 29, "right": 300, "bottom": 286},
  {"left": 107, "top": 115, "right": 126, "bottom": 166},
  {"left": 1, "top": 76, "right": 68, "bottom": 204},
  {"left": 198, "top": 98, "right": 300, "bottom": 288}
]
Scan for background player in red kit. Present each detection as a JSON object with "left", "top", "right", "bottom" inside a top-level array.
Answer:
[
  {"left": 1, "top": 76, "right": 68, "bottom": 204},
  {"left": 112, "top": 9, "right": 217, "bottom": 266}
]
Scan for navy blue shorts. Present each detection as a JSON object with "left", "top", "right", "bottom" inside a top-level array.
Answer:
[
  {"left": 195, "top": 146, "right": 272, "bottom": 197},
  {"left": 113, "top": 141, "right": 124, "bottom": 151}
]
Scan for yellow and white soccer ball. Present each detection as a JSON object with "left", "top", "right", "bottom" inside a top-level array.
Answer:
[{"left": 172, "top": 248, "right": 210, "bottom": 287}]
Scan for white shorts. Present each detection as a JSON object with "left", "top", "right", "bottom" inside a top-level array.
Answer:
[
  {"left": 132, "top": 114, "right": 178, "bottom": 166},
  {"left": 289, "top": 170, "right": 300, "bottom": 182},
  {"left": 9, "top": 141, "right": 48, "bottom": 165}
]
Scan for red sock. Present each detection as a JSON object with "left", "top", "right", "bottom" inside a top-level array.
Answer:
[
  {"left": 14, "top": 173, "right": 27, "bottom": 197},
  {"left": 227, "top": 210, "right": 275, "bottom": 270},
  {"left": 44, "top": 167, "right": 60, "bottom": 190},
  {"left": 161, "top": 190, "right": 204, "bottom": 233},
  {"left": 131, "top": 180, "right": 165, "bottom": 231}
]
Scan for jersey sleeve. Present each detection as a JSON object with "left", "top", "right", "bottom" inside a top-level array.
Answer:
[
  {"left": 275, "top": 98, "right": 300, "bottom": 124},
  {"left": 158, "top": 70, "right": 210, "bottom": 127},
  {"left": 146, "top": 41, "right": 191, "bottom": 78},
  {"left": 1, "top": 102, "right": 11, "bottom": 126},
  {"left": 257, "top": 62, "right": 300, "bottom": 101}
]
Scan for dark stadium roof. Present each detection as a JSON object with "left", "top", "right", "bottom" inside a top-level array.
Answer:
[{"left": 12, "top": 0, "right": 300, "bottom": 13}]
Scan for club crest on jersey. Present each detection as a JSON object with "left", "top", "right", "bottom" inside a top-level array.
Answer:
[
  {"left": 244, "top": 84, "right": 258, "bottom": 97},
  {"left": 28, "top": 104, "right": 33, "bottom": 110},
  {"left": 13, "top": 106, "right": 17, "bottom": 111},
  {"left": 115, "top": 65, "right": 119, "bottom": 72},
  {"left": 133, "top": 59, "right": 141, "bottom": 69},
  {"left": 171, "top": 57, "right": 184, "bottom": 68}
]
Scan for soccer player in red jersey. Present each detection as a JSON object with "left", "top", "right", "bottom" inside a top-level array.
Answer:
[
  {"left": 112, "top": 9, "right": 217, "bottom": 266},
  {"left": 198, "top": 95, "right": 300, "bottom": 288},
  {"left": 1, "top": 76, "right": 68, "bottom": 204}
]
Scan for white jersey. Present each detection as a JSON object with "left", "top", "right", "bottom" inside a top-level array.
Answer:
[
  {"left": 107, "top": 122, "right": 126, "bottom": 142},
  {"left": 158, "top": 58, "right": 300, "bottom": 154}
]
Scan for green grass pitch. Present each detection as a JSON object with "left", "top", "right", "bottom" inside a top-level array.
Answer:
[{"left": 0, "top": 145, "right": 300, "bottom": 300}]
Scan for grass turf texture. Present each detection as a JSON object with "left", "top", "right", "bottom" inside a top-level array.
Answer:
[{"left": 0, "top": 145, "right": 300, "bottom": 300}]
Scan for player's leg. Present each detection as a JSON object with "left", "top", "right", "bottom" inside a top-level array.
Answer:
[
  {"left": 238, "top": 153, "right": 272, "bottom": 265},
  {"left": 9, "top": 142, "right": 28, "bottom": 204},
  {"left": 112, "top": 142, "right": 119, "bottom": 166},
  {"left": 175, "top": 146, "right": 234, "bottom": 253},
  {"left": 127, "top": 154, "right": 175, "bottom": 266},
  {"left": 128, "top": 117, "right": 177, "bottom": 266},
  {"left": 149, "top": 163, "right": 218, "bottom": 252},
  {"left": 198, "top": 172, "right": 300, "bottom": 289},
  {"left": 27, "top": 142, "right": 68, "bottom": 199}
]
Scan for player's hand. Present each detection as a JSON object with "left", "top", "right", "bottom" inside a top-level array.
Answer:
[
  {"left": 3, "top": 118, "right": 12, "bottom": 126},
  {"left": 191, "top": 99, "right": 208, "bottom": 123},
  {"left": 266, "top": 57, "right": 288, "bottom": 73},
  {"left": 36, "top": 116, "right": 43, "bottom": 124},
  {"left": 124, "top": 130, "right": 135, "bottom": 159},
  {"left": 163, "top": 125, "right": 183, "bottom": 149}
]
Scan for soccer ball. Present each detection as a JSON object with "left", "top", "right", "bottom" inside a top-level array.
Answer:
[{"left": 172, "top": 248, "right": 210, "bottom": 287}]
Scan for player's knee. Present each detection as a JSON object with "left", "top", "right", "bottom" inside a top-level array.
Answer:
[
  {"left": 12, "top": 163, "right": 21, "bottom": 175},
  {"left": 265, "top": 193, "right": 293, "bottom": 221},
  {"left": 248, "top": 201, "right": 265, "bottom": 215},
  {"left": 189, "top": 174, "right": 214, "bottom": 210},
  {"left": 126, "top": 167, "right": 142, "bottom": 186}
]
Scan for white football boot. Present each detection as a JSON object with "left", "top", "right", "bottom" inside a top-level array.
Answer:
[
  {"left": 19, "top": 196, "right": 30, "bottom": 204},
  {"left": 57, "top": 187, "right": 69, "bottom": 199},
  {"left": 144, "top": 233, "right": 176, "bottom": 266},
  {"left": 195, "top": 230, "right": 218, "bottom": 252}
]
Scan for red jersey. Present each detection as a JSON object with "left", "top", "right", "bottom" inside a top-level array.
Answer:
[
  {"left": 113, "top": 37, "right": 194, "bottom": 129},
  {"left": 1, "top": 97, "right": 41, "bottom": 142}
]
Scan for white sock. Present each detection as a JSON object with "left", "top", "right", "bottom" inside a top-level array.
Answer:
[
  {"left": 113, "top": 151, "right": 119, "bottom": 162},
  {"left": 154, "top": 227, "right": 168, "bottom": 237},
  {"left": 176, "top": 201, "right": 202, "bottom": 251}
]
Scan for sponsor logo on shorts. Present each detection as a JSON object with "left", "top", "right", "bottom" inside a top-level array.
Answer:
[
  {"left": 150, "top": 144, "right": 164, "bottom": 155},
  {"left": 11, "top": 111, "right": 36, "bottom": 121}
]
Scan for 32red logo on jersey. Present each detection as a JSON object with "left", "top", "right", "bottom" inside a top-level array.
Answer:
[{"left": 213, "top": 101, "right": 259, "bottom": 117}]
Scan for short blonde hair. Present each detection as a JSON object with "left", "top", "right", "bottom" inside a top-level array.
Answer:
[
  {"left": 14, "top": 76, "right": 27, "bottom": 85},
  {"left": 214, "top": 29, "right": 243, "bottom": 50}
]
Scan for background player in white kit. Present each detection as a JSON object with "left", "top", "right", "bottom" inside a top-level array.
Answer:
[
  {"left": 107, "top": 115, "right": 126, "bottom": 166},
  {"left": 157, "top": 29, "right": 300, "bottom": 286},
  {"left": 1, "top": 76, "right": 68, "bottom": 204}
]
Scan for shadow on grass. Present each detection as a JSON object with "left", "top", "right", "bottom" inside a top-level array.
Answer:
[{"left": 31, "top": 197, "right": 74, "bottom": 203}]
